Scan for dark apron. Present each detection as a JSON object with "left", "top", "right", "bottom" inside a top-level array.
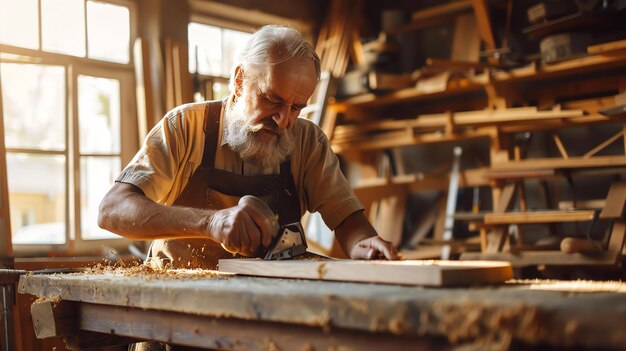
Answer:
[{"left": 147, "top": 100, "right": 301, "bottom": 270}]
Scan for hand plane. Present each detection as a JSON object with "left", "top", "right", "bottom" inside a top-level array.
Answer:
[{"left": 264, "top": 222, "right": 308, "bottom": 260}]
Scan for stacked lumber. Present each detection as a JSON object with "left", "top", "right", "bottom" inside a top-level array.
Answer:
[
  {"left": 315, "top": 0, "right": 363, "bottom": 77},
  {"left": 331, "top": 106, "right": 585, "bottom": 152}
]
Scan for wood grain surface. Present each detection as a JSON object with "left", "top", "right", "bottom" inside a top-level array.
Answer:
[{"left": 218, "top": 259, "right": 513, "bottom": 286}]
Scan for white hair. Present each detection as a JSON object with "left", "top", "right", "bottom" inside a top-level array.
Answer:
[{"left": 229, "top": 25, "right": 321, "bottom": 92}]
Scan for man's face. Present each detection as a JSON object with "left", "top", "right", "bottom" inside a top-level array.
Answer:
[
  {"left": 243, "top": 58, "right": 317, "bottom": 138},
  {"left": 224, "top": 58, "right": 317, "bottom": 168}
]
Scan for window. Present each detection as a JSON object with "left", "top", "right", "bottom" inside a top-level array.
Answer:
[
  {"left": 0, "top": 0, "right": 137, "bottom": 252},
  {"left": 188, "top": 23, "right": 251, "bottom": 101}
]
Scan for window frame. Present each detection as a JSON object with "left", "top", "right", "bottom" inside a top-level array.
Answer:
[{"left": 0, "top": 0, "right": 139, "bottom": 256}]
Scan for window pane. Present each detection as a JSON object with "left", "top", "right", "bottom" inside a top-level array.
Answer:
[
  {"left": 87, "top": 1, "right": 130, "bottom": 63},
  {"left": 1, "top": 63, "right": 65, "bottom": 150},
  {"left": 221, "top": 28, "right": 251, "bottom": 75},
  {"left": 0, "top": 0, "right": 39, "bottom": 49},
  {"left": 188, "top": 23, "right": 222, "bottom": 76},
  {"left": 8, "top": 153, "right": 66, "bottom": 245},
  {"left": 41, "top": 0, "right": 86, "bottom": 56},
  {"left": 80, "top": 156, "right": 120, "bottom": 240},
  {"left": 78, "top": 75, "right": 120, "bottom": 154},
  {"left": 212, "top": 81, "right": 230, "bottom": 100}
]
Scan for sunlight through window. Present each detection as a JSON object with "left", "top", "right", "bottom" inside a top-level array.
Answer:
[
  {"left": 0, "top": 63, "right": 66, "bottom": 150},
  {"left": 0, "top": 0, "right": 39, "bottom": 49},
  {"left": 41, "top": 0, "right": 86, "bottom": 57},
  {"left": 87, "top": 1, "right": 130, "bottom": 63}
]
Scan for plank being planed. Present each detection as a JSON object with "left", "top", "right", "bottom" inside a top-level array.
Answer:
[{"left": 218, "top": 259, "right": 512, "bottom": 286}]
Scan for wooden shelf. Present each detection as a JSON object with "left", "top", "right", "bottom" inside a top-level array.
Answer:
[
  {"left": 330, "top": 106, "right": 593, "bottom": 153},
  {"left": 332, "top": 81, "right": 484, "bottom": 109},
  {"left": 484, "top": 210, "right": 596, "bottom": 225},
  {"left": 492, "top": 53, "right": 626, "bottom": 83},
  {"left": 522, "top": 12, "right": 618, "bottom": 39},
  {"left": 388, "top": 0, "right": 473, "bottom": 35},
  {"left": 332, "top": 53, "right": 626, "bottom": 110},
  {"left": 491, "top": 156, "right": 626, "bottom": 172},
  {"left": 331, "top": 128, "right": 492, "bottom": 153}
]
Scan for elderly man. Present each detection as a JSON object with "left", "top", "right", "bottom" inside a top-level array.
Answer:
[{"left": 99, "top": 25, "right": 398, "bottom": 270}]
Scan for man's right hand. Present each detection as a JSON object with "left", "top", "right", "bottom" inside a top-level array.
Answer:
[{"left": 208, "top": 195, "right": 279, "bottom": 257}]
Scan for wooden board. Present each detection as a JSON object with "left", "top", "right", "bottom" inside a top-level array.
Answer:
[
  {"left": 218, "top": 259, "right": 512, "bottom": 286},
  {"left": 484, "top": 210, "right": 596, "bottom": 225},
  {"left": 490, "top": 156, "right": 626, "bottom": 171},
  {"left": 588, "top": 39, "right": 626, "bottom": 55},
  {"left": 0, "top": 73, "right": 13, "bottom": 258},
  {"left": 600, "top": 180, "right": 626, "bottom": 219}
]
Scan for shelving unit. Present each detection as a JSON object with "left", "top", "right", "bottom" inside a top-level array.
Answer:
[{"left": 316, "top": 0, "right": 626, "bottom": 266}]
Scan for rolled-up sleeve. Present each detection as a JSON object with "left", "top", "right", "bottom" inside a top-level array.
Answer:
[{"left": 116, "top": 110, "right": 187, "bottom": 203}]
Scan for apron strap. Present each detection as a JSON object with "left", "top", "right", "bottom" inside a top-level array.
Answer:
[{"left": 201, "top": 100, "right": 223, "bottom": 168}]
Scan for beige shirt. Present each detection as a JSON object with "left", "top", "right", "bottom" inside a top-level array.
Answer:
[{"left": 117, "top": 100, "right": 363, "bottom": 230}]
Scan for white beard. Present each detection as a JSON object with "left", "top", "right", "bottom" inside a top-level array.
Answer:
[{"left": 223, "top": 97, "right": 295, "bottom": 169}]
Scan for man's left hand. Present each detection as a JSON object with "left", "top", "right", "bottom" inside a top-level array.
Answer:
[{"left": 350, "top": 236, "right": 399, "bottom": 260}]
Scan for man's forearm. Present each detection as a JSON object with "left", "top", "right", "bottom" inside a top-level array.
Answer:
[{"left": 98, "top": 184, "right": 213, "bottom": 241}]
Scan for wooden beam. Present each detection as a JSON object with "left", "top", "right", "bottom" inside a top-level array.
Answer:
[
  {"left": 30, "top": 299, "right": 77, "bottom": 339},
  {"left": 486, "top": 183, "right": 516, "bottom": 253},
  {"left": 485, "top": 169, "right": 557, "bottom": 180},
  {"left": 218, "top": 259, "right": 513, "bottom": 286},
  {"left": 133, "top": 38, "right": 153, "bottom": 142},
  {"left": 349, "top": 28, "right": 365, "bottom": 66},
  {"left": 0, "top": 70, "right": 12, "bottom": 258},
  {"left": 600, "top": 180, "right": 626, "bottom": 219},
  {"left": 333, "top": 107, "right": 584, "bottom": 139},
  {"left": 491, "top": 156, "right": 626, "bottom": 171},
  {"left": 494, "top": 183, "right": 517, "bottom": 213},
  {"left": 587, "top": 39, "right": 626, "bottom": 55},
  {"left": 412, "top": 0, "right": 472, "bottom": 22},
  {"left": 606, "top": 221, "right": 626, "bottom": 264},
  {"left": 164, "top": 38, "right": 176, "bottom": 111},
  {"left": 559, "top": 199, "right": 606, "bottom": 210},
  {"left": 451, "top": 13, "right": 480, "bottom": 62},
  {"left": 485, "top": 210, "right": 596, "bottom": 225},
  {"left": 172, "top": 40, "right": 193, "bottom": 106},
  {"left": 471, "top": 0, "right": 498, "bottom": 64},
  {"left": 583, "top": 130, "right": 624, "bottom": 159},
  {"left": 552, "top": 133, "right": 569, "bottom": 159},
  {"left": 78, "top": 303, "right": 443, "bottom": 351}
]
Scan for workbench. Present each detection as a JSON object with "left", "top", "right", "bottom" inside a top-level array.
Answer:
[{"left": 17, "top": 270, "right": 626, "bottom": 350}]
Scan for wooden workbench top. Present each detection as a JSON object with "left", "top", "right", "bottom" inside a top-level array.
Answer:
[{"left": 17, "top": 269, "right": 626, "bottom": 349}]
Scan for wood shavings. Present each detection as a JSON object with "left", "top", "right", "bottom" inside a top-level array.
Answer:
[
  {"left": 84, "top": 260, "right": 232, "bottom": 281},
  {"left": 34, "top": 295, "right": 61, "bottom": 304}
]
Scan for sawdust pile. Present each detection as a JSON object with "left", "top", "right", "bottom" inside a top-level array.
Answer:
[
  {"left": 84, "top": 259, "right": 231, "bottom": 281},
  {"left": 34, "top": 295, "right": 61, "bottom": 304}
]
